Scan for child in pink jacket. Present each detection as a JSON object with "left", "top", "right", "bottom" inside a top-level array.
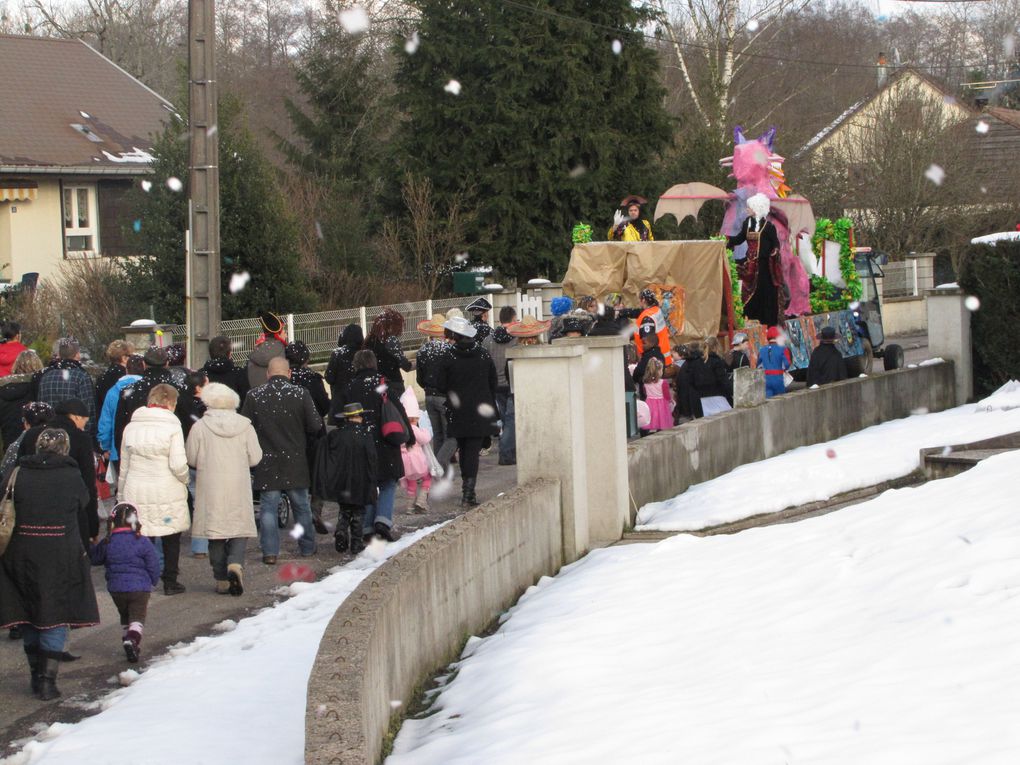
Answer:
[{"left": 399, "top": 389, "right": 431, "bottom": 513}]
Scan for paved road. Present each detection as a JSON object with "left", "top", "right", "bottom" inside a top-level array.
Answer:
[{"left": 0, "top": 453, "right": 517, "bottom": 751}]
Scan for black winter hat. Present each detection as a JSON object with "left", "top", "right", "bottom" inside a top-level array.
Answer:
[
  {"left": 285, "top": 340, "right": 310, "bottom": 367},
  {"left": 143, "top": 345, "right": 168, "bottom": 367}
]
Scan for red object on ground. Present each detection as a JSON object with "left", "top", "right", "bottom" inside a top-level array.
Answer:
[
  {"left": 277, "top": 562, "right": 315, "bottom": 584},
  {"left": 826, "top": 448, "right": 837, "bottom": 459}
]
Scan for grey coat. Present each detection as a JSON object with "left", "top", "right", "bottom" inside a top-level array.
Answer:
[{"left": 241, "top": 376, "right": 322, "bottom": 490}]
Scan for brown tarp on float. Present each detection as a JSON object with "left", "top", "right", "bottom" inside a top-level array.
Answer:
[{"left": 562, "top": 240, "right": 727, "bottom": 342}]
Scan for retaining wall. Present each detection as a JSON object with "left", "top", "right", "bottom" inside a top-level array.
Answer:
[
  {"left": 626, "top": 362, "right": 956, "bottom": 517},
  {"left": 305, "top": 479, "right": 563, "bottom": 765}
]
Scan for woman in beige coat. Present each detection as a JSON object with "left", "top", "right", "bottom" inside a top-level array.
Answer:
[
  {"left": 119, "top": 384, "right": 191, "bottom": 595},
  {"left": 185, "top": 382, "right": 262, "bottom": 596}
]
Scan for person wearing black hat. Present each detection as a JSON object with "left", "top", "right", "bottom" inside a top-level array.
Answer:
[
  {"left": 313, "top": 402, "right": 378, "bottom": 555},
  {"left": 112, "top": 346, "right": 189, "bottom": 468},
  {"left": 246, "top": 311, "right": 288, "bottom": 390},
  {"left": 465, "top": 297, "right": 493, "bottom": 344},
  {"left": 807, "top": 326, "right": 848, "bottom": 387},
  {"left": 609, "top": 195, "right": 654, "bottom": 242},
  {"left": 19, "top": 398, "right": 99, "bottom": 548},
  {"left": 286, "top": 340, "right": 330, "bottom": 534}
]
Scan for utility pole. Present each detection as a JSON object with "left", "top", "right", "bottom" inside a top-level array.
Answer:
[{"left": 186, "top": 0, "right": 221, "bottom": 366}]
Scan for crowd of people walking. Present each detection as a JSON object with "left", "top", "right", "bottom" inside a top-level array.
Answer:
[{"left": 0, "top": 285, "right": 848, "bottom": 699}]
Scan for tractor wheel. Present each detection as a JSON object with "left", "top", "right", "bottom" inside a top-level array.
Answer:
[{"left": 846, "top": 339, "right": 874, "bottom": 376}]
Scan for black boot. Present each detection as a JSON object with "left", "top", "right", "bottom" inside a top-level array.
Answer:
[
  {"left": 38, "top": 651, "right": 62, "bottom": 701},
  {"left": 163, "top": 578, "right": 186, "bottom": 596},
  {"left": 373, "top": 521, "right": 400, "bottom": 543},
  {"left": 24, "top": 645, "right": 41, "bottom": 696},
  {"left": 461, "top": 477, "right": 479, "bottom": 507},
  {"left": 333, "top": 516, "right": 350, "bottom": 553},
  {"left": 349, "top": 514, "right": 365, "bottom": 555}
]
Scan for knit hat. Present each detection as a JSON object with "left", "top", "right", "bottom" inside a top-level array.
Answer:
[
  {"left": 562, "top": 311, "right": 592, "bottom": 335},
  {"left": 21, "top": 401, "right": 53, "bottom": 426},
  {"left": 259, "top": 311, "right": 284, "bottom": 335},
  {"left": 550, "top": 296, "right": 573, "bottom": 317},
  {"left": 766, "top": 326, "right": 781, "bottom": 341},
  {"left": 285, "top": 340, "right": 311, "bottom": 367},
  {"left": 639, "top": 288, "right": 658, "bottom": 306},
  {"left": 143, "top": 345, "right": 168, "bottom": 367}
]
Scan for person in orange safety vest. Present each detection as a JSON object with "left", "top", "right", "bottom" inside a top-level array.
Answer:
[{"left": 631, "top": 289, "right": 673, "bottom": 367}]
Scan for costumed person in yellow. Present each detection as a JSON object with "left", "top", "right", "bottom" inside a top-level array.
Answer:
[
  {"left": 725, "top": 192, "right": 787, "bottom": 327},
  {"left": 609, "top": 195, "right": 654, "bottom": 241}
]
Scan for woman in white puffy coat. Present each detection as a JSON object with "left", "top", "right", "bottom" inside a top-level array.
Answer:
[{"left": 118, "top": 383, "right": 190, "bottom": 595}]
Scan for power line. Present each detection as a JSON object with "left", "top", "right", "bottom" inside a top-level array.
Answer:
[{"left": 499, "top": 0, "right": 1013, "bottom": 73}]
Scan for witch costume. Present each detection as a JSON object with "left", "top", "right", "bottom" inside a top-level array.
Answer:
[{"left": 727, "top": 203, "right": 786, "bottom": 327}]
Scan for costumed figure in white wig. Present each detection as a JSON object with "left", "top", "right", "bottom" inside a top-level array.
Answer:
[{"left": 726, "top": 192, "right": 787, "bottom": 327}]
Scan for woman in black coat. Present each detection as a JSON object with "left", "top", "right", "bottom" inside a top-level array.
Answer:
[
  {"left": 435, "top": 317, "right": 498, "bottom": 507},
  {"left": 364, "top": 309, "right": 413, "bottom": 398},
  {"left": 332, "top": 350, "right": 412, "bottom": 543},
  {"left": 0, "top": 349, "right": 41, "bottom": 449},
  {"left": 324, "top": 324, "right": 364, "bottom": 402},
  {"left": 0, "top": 428, "right": 99, "bottom": 700}
]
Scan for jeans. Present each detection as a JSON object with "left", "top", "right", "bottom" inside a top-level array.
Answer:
[
  {"left": 188, "top": 468, "right": 208, "bottom": 555},
  {"left": 208, "top": 538, "right": 248, "bottom": 581},
  {"left": 425, "top": 395, "right": 448, "bottom": 457},
  {"left": 259, "top": 488, "right": 316, "bottom": 556},
  {"left": 494, "top": 388, "right": 515, "bottom": 464},
  {"left": 363, "top": 480, "right": 397, "bottom": 530},
  {"left": 22, "top": 625, "right": 69, "bottom": 654}
]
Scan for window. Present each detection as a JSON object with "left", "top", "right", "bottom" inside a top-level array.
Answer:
[{"left": 62, "top": 184, "right": 99, "bottom": 257}]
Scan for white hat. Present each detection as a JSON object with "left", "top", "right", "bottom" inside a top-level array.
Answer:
[{"left": 442, "top": 315, "right": 477, "bottom": 338}]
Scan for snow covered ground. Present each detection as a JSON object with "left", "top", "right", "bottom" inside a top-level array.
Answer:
[
  {"left": 636, "top": 390, "right": 1020, "bottom": 532},
  {"left": 4, "top": 526, "right": 441, "bottom": 765},
  {"left": 388, "top": 451, "right": 1020, "bottom": 764}
]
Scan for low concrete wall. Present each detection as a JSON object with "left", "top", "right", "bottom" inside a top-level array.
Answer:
[
  {"left": 881, "top": 296, "right": 927, "bottom": 335},
  {"left": 627, "top": 362, "right": 956, "bottom": 517},
  {"left": 305, "top": 479, "right": 563, "bottom": 765}
]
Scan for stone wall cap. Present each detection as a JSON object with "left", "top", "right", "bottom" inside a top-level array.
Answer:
[
  {"left": 556, "top": 334, "right": 630, "bottom": 349},
  {"left": 507, "top": 344, "right": 585, "bottom": 359},
  {"left": 925, "top": 286, "right": 965, "bottom": 296}
]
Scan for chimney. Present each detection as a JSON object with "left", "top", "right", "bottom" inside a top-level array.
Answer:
[{"left": 877, "top": 52, "right": 888, "bottom": 88}]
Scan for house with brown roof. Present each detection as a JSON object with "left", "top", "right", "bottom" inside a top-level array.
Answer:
[{"left": 0, "top": 34, "right": 172, "bottom": 285}]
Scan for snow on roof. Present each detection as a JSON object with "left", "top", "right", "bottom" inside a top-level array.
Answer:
[{"left": 971, "top": 231, "right": 1020, "bottom": 246}]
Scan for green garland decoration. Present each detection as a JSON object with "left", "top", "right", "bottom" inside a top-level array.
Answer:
[
  {"left": 572, "top": 222, "right": 593, "bottom": 244},
  {"left": 712, "top": 235, "right": 745, "bottom": 328},
  {"left": 810, "top": 217, "right": 862, "bottom": 313}
]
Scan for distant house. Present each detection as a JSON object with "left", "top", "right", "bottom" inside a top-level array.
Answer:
[
  {"left": 0, "top": 34, "right": 173, "bottom": 285},
  {"left": 796, "top": 66, "right": 1020, "bottom": 200}
]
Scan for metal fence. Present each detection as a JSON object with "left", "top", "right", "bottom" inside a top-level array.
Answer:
[
  {"left": 162, "top": 295, "right": 520, "bottom": 363},
  {"left": 881, "top": 257, "right": 935, "bottom": 299}
]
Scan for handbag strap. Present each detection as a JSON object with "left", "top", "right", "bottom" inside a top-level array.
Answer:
[{"left": 4, "top": 466, "right": 19, "bottom": 499}]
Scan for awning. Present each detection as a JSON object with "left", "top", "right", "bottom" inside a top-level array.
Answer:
[{"left": 0, "top": 182, "right": 38, "bottom": 202}]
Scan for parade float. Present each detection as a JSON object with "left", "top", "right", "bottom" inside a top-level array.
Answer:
[{"left": 563, "top": 126, "right": 904, "bottom": 375}]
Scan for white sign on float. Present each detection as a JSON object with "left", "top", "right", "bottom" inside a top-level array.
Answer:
[
  {"left": 797, "top": 232, "right": 819, "bottom": 277},
  {"left": 822, "top": 239, "right": 846, "bottom": 288}
]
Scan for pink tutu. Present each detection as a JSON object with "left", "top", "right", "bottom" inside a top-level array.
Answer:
[{"left": 644, "top": 379, "right": 673, "bottom": 432}]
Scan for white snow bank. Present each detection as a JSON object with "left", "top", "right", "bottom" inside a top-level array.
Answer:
[
  {"left": 636, "top": 394, "right": 1020, "bottom": 532},
  {"left": 977, "top": 379, "right": 1020, "bottom": 412},
  {"left": 388, "top": 453, "right": 1020, "bottom": 764},
  {"left": 971, "top": 231, "right": 1020, "bottom": 245},
  {"left": 6, "top": 526, "right": 442, "bottom": 765}
]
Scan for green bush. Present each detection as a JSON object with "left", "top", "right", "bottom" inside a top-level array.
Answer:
[{"left": 958, "top": 241, "right": 1020, "bottom": 394}]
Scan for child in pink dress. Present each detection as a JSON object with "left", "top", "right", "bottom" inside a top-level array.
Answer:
[
  {"left": 642, "top": 357, "right": 673, "bottom": 432},
  {"left": 399, "top": 389, "right": 432, "bottom": 513}
]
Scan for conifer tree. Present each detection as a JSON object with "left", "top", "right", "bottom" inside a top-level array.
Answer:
[{"left": 393, "top": 0, "right": 672, "bottom": 277}]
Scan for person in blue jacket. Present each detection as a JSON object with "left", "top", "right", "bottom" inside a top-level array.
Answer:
[
  {"left": 98, "top": 354, "right": 145, "bottom": 466},
  {"left": 758, "top": 326, "right": 791, "bottom": 398},
  {"left": 89, "top": 502, "right": 161, "bottom": 663}
]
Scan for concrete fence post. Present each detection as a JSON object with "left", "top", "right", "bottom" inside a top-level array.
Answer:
[
  {"left": 557, "top": 335, "right": 630, "bottom": 546},
  {"left": 508, "top": 343, "right": 590, "bottom": 562},
  {"left": 359, "top": 305, "right": 367, "bottom": 333},
  {"left": 926, "top": 286, "right": 972, "bottom": 406},
  {"left": 425, "top": 298, "right": 433, "bottom": 319}
]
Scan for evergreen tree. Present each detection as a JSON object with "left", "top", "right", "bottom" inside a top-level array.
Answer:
[
  {"left": 393, "top": 0, "right": 672, "bottom": 278},
  {"left": 125, "top": 96, "right": 310, "bottom": 324},
  {"left": 279, "top": 20, "right": 397, "bottom": 294}
]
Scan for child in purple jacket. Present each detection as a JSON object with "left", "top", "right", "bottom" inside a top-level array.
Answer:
[{"left": 89, "top": 502, "right": 161, "bottom": 663}]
